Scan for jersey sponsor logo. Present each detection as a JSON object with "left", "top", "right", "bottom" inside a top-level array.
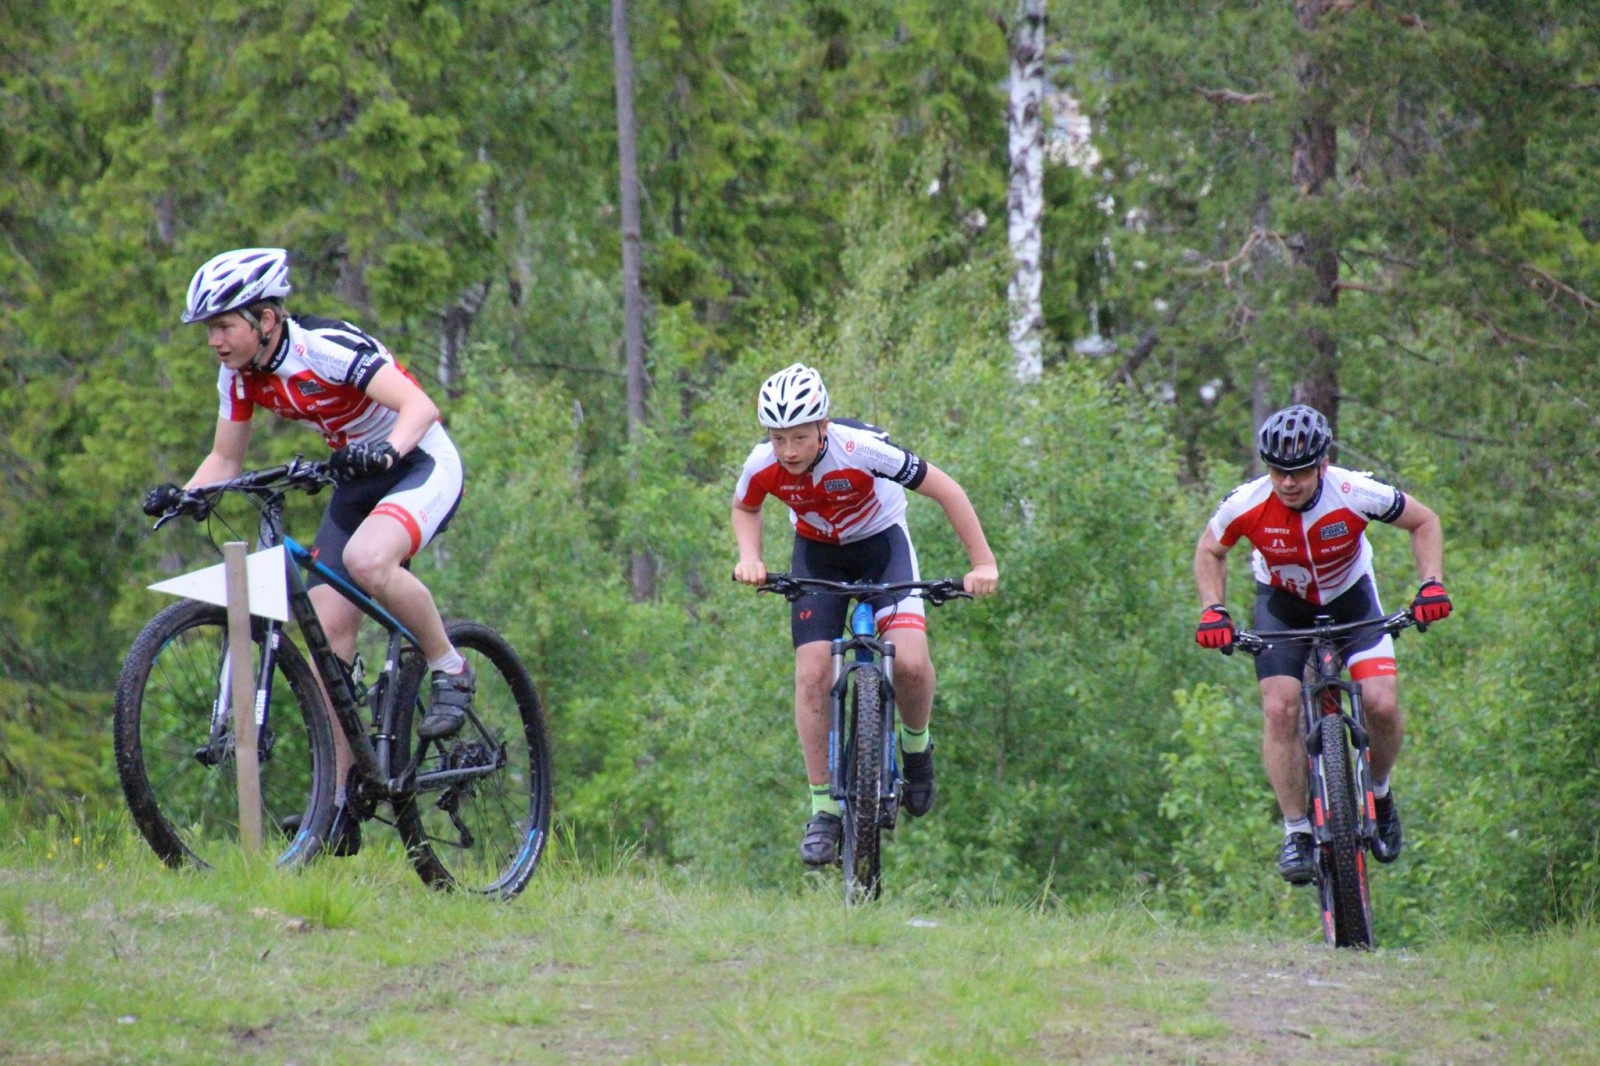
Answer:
[
  {"left": 823, "top": 477, "right": 852, "bottom": 492},
  {"left": 1343, "top": 481, "right": 1352, "bottom": 493},
  {"left": 844, "top": 440, "right": 856, "bottom": 453},
  {"left": 1264, "top": 526, "right": 1291, "bottom": 534},
  {"left": 1319, "top": 520, "right": 1349, "bottom": 540},
  {"left": 1270, "top": 564, "right": 1313, "bottom": 598},
  {"left": 351, "top": 350, "right": 385, "bottom": 383},
  {"left": 294, "top": 378, "right": 327, "bottom": 397}
]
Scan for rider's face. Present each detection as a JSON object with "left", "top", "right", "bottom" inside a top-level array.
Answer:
[
  {"left": 204, "top": 310, "right": 266, "bottom": 370},
  {"left": 768, "top": 421, "right": 827, "bottom": 474},
  {"left": 1267, "top": 458, "right": 1326, "bottom": 508}
]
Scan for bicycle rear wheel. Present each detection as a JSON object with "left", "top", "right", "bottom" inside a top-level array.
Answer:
[
  {"left": 113, "top": 599, "right": 336, "bottom": 868},
  {"left": 394, "top": 620, "right": 553, "bottom": 898},
  {"left": 1315, "top": 713, "right": 1373, "bottom": 949},
  {"left": 840, "top": 664, "right": 884, "bottom": 904}
]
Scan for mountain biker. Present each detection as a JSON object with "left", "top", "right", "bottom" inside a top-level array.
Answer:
[
  {"left": 142, "top": 247, "right": 477, "bottom": 855},
  {"left": 731, "top": 363, "right": 999, "bottom": 866},
  {"left": 1192, "top": 404, "right": 1451, "bottom": 884}
]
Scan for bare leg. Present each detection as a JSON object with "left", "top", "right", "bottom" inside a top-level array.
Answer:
[
  {"left": 1260, "top": 675, "right": 1306, "bottom": 821},
  {"left": 794, "top": 641, "right": 833, "bottom": 785},
  {"left": 1357, "top": 675, "right": 1404, "bottom": 784}
]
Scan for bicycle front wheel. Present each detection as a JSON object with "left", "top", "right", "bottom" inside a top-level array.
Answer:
[
  {"left": 394, "top": 620, "right": 553, "bottom": 899},
  {"left": 840, "top": 664, "right": 884, "bottom": 904},
  {"left": 1315, "top": 714, "right": 1373, "bottom": 949},
  {"left": 113, "top": 599, "right": 336, "bottom": 869}
]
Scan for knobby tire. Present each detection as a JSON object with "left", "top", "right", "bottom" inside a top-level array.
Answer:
[
  {"left": 1317, "top": 714, "right": 1374, "bottom": 949},
  {"left": 841, "top": 664, "right": 884, "bottom": 903},
  {"left": 113, "top": 599, "right": 336, "bottom": 869},
  {"left": 394, "top": 620, "right": 553, "bottom": 898}
]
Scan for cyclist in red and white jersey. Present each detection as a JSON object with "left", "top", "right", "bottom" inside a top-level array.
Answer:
[
  {"left": 1192, "top": 404, "right": 1452, "bottom": 884},
  {"left": 732, "top": 364, "right": 999, "bottom": 866},
  {"left": 143, "top": 248, "right": 478, "bottom": 855}
]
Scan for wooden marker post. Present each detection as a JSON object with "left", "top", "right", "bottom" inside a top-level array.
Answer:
[{"left": 224, "top": 541, "right": 264, "bottom": 853}]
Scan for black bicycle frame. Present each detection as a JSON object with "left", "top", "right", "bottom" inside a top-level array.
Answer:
[{"left": 1299, "top": 619, "right": 1378, "bottom": 852}]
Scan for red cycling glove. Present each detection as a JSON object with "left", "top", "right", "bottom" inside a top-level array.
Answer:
[
  {"left": 1411, "top": 579, "right": 1452, "bottom": 625},
  {"left": 1195, "top": 604, "right": 1234, "bottom": 651}
]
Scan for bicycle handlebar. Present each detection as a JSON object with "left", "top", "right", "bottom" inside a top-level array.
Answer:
[
  {"left": 747, "top": 572, "right": 972, "bottom": 607},
  {"left": 150, "top": 457, "right": 335, "bottom": 530},
  {"left": 1231, "top": 609, "right": 1419, "bottom": 657}
]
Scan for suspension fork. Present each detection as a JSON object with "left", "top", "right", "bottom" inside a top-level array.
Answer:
[
  {"left": 827, "top": 601, "right": 893, "bottom": 804},
  {"left": 1301, "top": 640, "right": 1376, "bottom": 842}
]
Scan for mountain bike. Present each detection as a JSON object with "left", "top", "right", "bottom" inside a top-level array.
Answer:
[
  {"left": 1232, "top": 609, "right": 1421, "bottom": 948},
  {"left": 756, "top": 574, "right": 969, "bottom": 903},
  {"left": 115, "top": 458, "right": 553, "bottom": 898}
]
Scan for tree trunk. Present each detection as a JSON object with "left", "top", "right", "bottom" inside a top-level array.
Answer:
[
  {"left": 1004, "top": 0, "right": 1047, "bottom": 385},
  {"left": 1290, "top": 0, "right": 1340, "bottom": 436},
  {"left": 612, "top": 0, "right": 655, "bottom": 601},
  {"left": 438, "top": 279, "right": 489, "bottom": 401}
]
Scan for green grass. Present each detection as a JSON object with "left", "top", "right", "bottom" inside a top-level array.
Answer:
[{"left": 2, "top": 820, "right": 1598, "bottom": 1064}]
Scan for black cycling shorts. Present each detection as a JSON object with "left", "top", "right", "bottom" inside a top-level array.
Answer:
[
  {"left": 1251, "top": 575, "right": 1393, "bottom": 682},
  {"left": 788, "top": 524, "right": 924, "bottom": 647},
  {"left": 307, "top": 445, "right": 462, "bottom": 593}
]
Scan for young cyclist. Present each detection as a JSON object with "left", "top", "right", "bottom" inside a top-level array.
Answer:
[
  {"left": 1192, "top": 403, "right": 1452, "bottom": 884},
  {"left": 731, "top": 363, "right": 999, "bottom": 866},
  {"left": 143, "top": 247, "right": 477, "bottom": 855}
]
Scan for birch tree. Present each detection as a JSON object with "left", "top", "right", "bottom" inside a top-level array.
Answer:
[{"left": 1003, "top": 0, "right": 1048, "bottom": 384}]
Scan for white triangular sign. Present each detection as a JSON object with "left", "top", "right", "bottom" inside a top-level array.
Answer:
[{"left": 148, "top": 545, "right": 290, "bottom": 621}]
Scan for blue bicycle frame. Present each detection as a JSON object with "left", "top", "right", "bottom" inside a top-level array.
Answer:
[{"left": 827, "top": 600, "right": 898, "bottom": 815}]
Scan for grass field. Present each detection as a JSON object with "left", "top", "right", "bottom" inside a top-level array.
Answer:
[{"left": 2, "top": 821, "right": 1596, "bottom": 1065}]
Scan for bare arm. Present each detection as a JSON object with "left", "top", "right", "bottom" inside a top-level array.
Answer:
[
  {"left": 184, "top": 418, "right": 253, "bottom": 488},
  {"left": 731, "top": 503, "right": 767, "bottom": 585},
  {"left": 1194, "top": 527, "right": 1231, "bottom": 607},
  {"left": 363, "top": 363, "right": 440, "bottom": 457},
  {"left": 1390, "top": 496, "right": 1444, "bottom": 583},
  {"left": 913, "top": 463, "right": 998, "bottom": 596}
]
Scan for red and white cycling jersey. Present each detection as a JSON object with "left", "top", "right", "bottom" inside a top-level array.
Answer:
[
  {"left": 734, "top": 418, "right": 928, "bottom": 544},
  {"left": 217, "top": 314, "right": 425, "bottom": 449},
  {"left": 1207, "top": 465, "right": 1407, "bottom": 605}
]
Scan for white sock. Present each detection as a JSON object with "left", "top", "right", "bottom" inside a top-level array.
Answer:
[
  {"left": 428, "top": 649, "right": 465, "bottom": 675},
  {"left": 1372, "top": 777, "right": 1391, "bottom": 800},
  {"left": 1284, "top": 817, "right": 1311, "bottom": 837}
]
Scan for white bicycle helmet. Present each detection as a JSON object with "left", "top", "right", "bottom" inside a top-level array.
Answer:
[
  {"left": 757, "top": 363, "right": 830, "bottom": 428},
  {"left": 182, "top": 247, "right": 292, "bottom": 324}
]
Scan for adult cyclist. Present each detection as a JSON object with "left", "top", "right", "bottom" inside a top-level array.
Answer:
[
  {"left": 143, "top": 247, "right": 477, "bottom": 855},
  {"left": 1192, "top": 404, "right": 1452, "bottom": 884},
  {"left": 731, "top": 364, "right": 999, "bottom": 866}
]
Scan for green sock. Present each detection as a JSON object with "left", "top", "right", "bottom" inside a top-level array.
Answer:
[
  {"left": 899, "top": 723, "right": 931, "bottom": 755},
  {"left": 810, "top": 783, "right": 841, "bottom": 818}
]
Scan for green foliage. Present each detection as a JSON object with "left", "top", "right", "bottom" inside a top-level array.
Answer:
[{"left": 0, "top": 679, "right": 114, "bottom": 818}]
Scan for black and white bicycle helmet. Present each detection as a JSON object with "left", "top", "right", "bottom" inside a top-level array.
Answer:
[
  {"left": 757, "top": 363, "right": 830, "bottom": 428},
  {"left": 1257, "top": 404, "right": 1332, "bottom": 470},
  {"left": 182, "top": 247, "right": 292, "bottom": 324}
]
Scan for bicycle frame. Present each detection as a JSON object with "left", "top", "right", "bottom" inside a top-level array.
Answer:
[
  {"left": 827, "top": 600, "right": 899, "bottom": 821},
  {"left": 182, "top": 465, "right": 473, "bottom": 803},
  {"left": 1297, "top": 620, "right": 1378, "bottom": 860}
]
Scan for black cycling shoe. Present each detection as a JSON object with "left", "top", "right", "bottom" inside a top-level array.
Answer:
[
  {"left": 1371, "top": 792, "right": 1403, "bottom": 863},
  {"left": 1278, "top": 832, "right": 1315, "bottom": 885},
  {"left": 800, "top": 812, "right": 842, "bottom": 867},
  {"left": 418, "top": 663, "right": 476, "bottom": 741},
  {"left": 901, "top": 745, "right": 936, "bottom": 818}
]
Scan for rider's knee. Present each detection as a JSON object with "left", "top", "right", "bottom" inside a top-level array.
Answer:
[{"left": 1261, "top": 696, "right": 1299, "bottom": 735}]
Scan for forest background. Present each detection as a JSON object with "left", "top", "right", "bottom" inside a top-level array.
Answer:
[{"left": 2, "top": 0, "right": 1598, "bottom": 945}]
